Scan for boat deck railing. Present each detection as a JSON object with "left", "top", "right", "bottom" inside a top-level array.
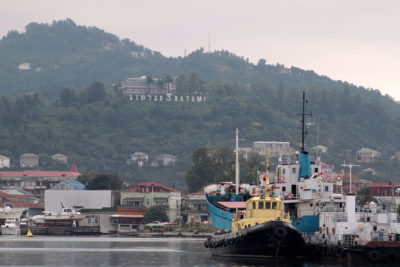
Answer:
[{"left": 304, "top": 231, "right": 400, "bottom": 246}]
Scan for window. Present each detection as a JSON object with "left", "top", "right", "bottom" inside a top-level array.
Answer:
[
  {"left": 292, "top": 168, "right": 296, "bottom": 174},
  {"left": 282, "top": 186, "right": 286, "bottom": 192},
  {"left": 258, "top": 201, "right": 264, "bottom": 209},
  {"left": 324, "top": 186, "right": 329, "bottom": 192},
  {"left": 265, "top": 201, "right": 271, "bottom": 209},
  {"left": 282, "top": 169, "right": 286, "bottom": 174},
  {"left": 272, "top": 202, "right": 277, "bottom": 209},
  {"left": 252, "top": 202, "right": 256, "bottom": 209}
]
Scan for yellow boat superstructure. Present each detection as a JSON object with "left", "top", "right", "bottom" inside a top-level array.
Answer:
[{"left": 232, "top": 184, "right": 289, "bottom": 232}]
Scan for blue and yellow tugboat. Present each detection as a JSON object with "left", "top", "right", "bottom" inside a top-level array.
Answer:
[{"left": 204, "top": 178, "right": 305, "bottom": 257}]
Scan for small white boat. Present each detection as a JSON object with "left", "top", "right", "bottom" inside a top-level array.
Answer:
[
  {"left": 1, "top": 218, "right": 20, "bottom": 235},
  {"left": 31, "top": 207, "right": 85, "bottom": 225}
]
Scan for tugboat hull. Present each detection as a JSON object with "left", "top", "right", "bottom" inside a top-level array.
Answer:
[{"left": 204, "top": 221, "right": 305, "bottom": 257}]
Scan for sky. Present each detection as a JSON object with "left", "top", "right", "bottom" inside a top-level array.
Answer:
[{"left": 1, "top": 0, "right": 399, "bottom": 100}]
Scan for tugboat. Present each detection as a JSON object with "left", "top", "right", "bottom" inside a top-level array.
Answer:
[
  {"left": 205, "top": 92, "right": 342, "bottom": 235},
  {"left": 204, "top": 177, "right": 306, "bottom": 257}
]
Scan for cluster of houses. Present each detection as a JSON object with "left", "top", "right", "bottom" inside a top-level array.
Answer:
[
  {"left": 0, "top": 167, "right": 208, "bottom": 234},
  {"left": 0, "top": 153, "right": 68, "bottom": 169},
  {"left": 127, "top": 152, "right": 177, "bottom": 167}
]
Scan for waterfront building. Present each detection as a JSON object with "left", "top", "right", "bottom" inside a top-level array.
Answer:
[
  {"left": 110, "top": 207, "right": 145, "bottom": 233},
  {"left": 0, "top": 190, "right": 43, "bottom": 223},
  {"left": 0, "top": 170, "right": 81, "bottom": 197},
  {"left": 44, "top": 190, "right": 119, "bottom": 214},
  {"left": 48, "top": 180, "right": 85, "bottom": 190},
  {"left": 121, "top": 181, "right": 181, "bottom": 222},
  {"left": 332, "top": 173, "right": 370, "bottom": 194},
  {"left": 181, "top": 190, "right": 209, "bottom": 225}
]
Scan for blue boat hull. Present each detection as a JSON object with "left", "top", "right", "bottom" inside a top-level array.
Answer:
[{"left": 206, "top": 195, "right": 320, "bottom": 232}]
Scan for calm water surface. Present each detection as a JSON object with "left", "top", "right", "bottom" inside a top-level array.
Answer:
[{"left": 0, "top": 235, "right": 370, "bottom": 266}]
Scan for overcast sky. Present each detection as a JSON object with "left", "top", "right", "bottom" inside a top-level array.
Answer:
[{"left": 1, "top": 0, "right": 399, "bottom": 100}]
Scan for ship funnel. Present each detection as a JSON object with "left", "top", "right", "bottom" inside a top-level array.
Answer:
[
  {"left": 298, "top": 151, "right": 312, "bottom": 180},
  {"left": 346, "top": 194, "right": 356, "bottom": 223}
]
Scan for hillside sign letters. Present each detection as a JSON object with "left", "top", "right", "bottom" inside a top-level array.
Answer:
[{"left": 130, "top": 94, "right": 207, "bottom": 103}]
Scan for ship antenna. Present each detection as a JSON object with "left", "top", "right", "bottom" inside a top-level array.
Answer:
[{"left": 297, "top": 92, "right": 312, "bottom": 152}]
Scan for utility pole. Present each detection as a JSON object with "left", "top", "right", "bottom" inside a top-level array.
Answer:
[{"left": 341, "top": 161, "right": 360, "bottom": 194}]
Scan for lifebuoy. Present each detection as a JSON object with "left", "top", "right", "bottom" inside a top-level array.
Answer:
[
  {"left": 368, "top": 250, "right": 380, "bottom": 262},
  {"left": 336, "top": 175, "right": 342, "bottom": 182},
  {"left": 278, "top": 176, "right": 285, "bottom": 182}
]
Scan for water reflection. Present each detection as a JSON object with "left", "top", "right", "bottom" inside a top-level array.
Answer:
[{"left": 0, "top": 236, "right": 360, "bottom": 266}]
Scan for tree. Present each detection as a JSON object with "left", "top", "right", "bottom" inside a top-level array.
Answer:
[
  {"left": 211, "top": 145, "right": 234, "bottom": 183},
  {"left": 59, "top": 87, "right": 77, "bottom": 107},
  {"left": 144, "top": 206, "right": 169, "bottom": 223},
  {"left": 185, "top": 147, "right": 214, "bottom": 192},
  {"left": 85, "top": 81, "right": 107, "bottom": 103},
  {"left": 78, "top": 172, "right": 122, "bottom": 190}
]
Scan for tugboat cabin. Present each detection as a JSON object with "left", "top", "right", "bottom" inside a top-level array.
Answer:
[{"left": 232, "top": 196, "right": 289, "bottom": 232}]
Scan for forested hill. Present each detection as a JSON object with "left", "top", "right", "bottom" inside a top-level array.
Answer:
[{"left": 0, "top": 19, "right": 400, "bottom": 190}]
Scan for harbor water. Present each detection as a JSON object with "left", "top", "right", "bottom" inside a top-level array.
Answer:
[{"left": 0, "top": 235, "right": 371, "bottom": 266}]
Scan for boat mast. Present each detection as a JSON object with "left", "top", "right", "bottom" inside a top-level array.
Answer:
[
  {"left": 235, "top": 128, "right": 240, "bottom": 195},
  {"left": 298, "top": 91, "right": 311, "bottom": 152},
  {"left": 301, "top": 92, "right": 306, "bottom": 152},
  {"left": 341, "top": 161, "right": 360, "bottom": 194}
]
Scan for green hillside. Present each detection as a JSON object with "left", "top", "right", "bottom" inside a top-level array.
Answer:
[{"left": 0, "top": 20, "right": 400, "bottom": 190}]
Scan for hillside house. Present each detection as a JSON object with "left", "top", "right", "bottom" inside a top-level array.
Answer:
[
  {"left": 127, "top": 152, "right": 149, "bottom": 167},
  {"left": 51, "top": 153, "right": 68, "bottom": 164},
  {"left": 20, "top": 153, "right": 39, "bottom": 168},
  {"left": 155, "top": 154, "right": 177, "bottom": 166},
  {"left": 253, "top": 141, "right": 290, "bottom": 156},
  {"left": 0, "top": 155, "right": 10, "bottom": 168},
  {"left": 18, "top": 63, "right": 31, "bottom": 70},
  {"left": 356, "top": 148, "right": 381, "bottom": 163}
]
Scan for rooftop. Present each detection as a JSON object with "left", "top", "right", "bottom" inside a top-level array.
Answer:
[{"left": 0, "top": 170, "right": 81, "bottom": 177}]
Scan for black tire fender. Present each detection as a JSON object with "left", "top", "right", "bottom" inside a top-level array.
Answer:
[
  {"left": 274, "top": 227, "right": 287, "bottom": 238},
  {"left": 368, "top": 250, "right": 380, "bottom": 262}
]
